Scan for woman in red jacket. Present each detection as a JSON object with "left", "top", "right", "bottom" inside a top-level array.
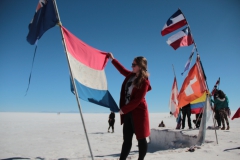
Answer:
[{"left": 108, "top": 53, "right": 151, "bottom": 160}]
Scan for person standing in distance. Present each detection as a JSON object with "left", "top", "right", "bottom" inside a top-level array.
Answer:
[
  {"left": 108, "top": 53, "right": 151, "bottom": 160},
  {"left": 108, "top": 111, "right": 115, "bottom": 133}
]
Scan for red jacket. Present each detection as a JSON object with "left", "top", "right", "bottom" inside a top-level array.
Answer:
[{"left": 112, "top": 59, "right": 151, "bottom": 140}]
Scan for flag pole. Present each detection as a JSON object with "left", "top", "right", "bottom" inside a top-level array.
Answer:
[
  {"left": 52, "top": 0, "right": 94, "bottom": 159},
  {"left": 172, "top": 64, "right": 176, "bottom": 78},
  {"left": 178, "top": 8, "right": 199, "bottom": 55},
  {"left": 197, "top": 55, "right": 219, "bottom": 144}
]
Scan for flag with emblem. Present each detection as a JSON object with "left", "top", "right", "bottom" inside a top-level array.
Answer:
[
  {"left": 27, "top": 0, "right": 58, "bottom": 45},
  {"left": 161, "top": 9, "right": 187, "bottom": 36},
  {"left": 178, "top": 57, "right": 207, "bottom": 108}
]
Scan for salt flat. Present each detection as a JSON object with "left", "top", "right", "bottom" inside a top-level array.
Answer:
[{"left": 0, "top": 112, "right": 239, "bottom": 160}]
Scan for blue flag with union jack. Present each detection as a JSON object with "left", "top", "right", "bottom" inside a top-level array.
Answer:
[{"left": 27, "top": 0, "right": 58, "bottom": 45}]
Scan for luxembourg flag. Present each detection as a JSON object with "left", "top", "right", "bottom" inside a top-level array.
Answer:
[
  {"left": 161, "top": 9, "right": 187, "bottom": 36},
  {"left": 166, "top": 27, "right": 194, "bottom": 50},
  {"left": 62, "top": 26, "right": 119, "bottom": 112}
]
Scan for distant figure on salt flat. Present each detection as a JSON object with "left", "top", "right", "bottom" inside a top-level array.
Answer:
[
  {"left": 181, "top": 103, "right": 192, "bottom": 129},
  {"left": 108, "top": 53, "right": 151, "bottom": 160},
  {"left": 211, "top": 90, "right": 230, "bottom": 130},
  {"left": 108, "top": 111, "right": 115, "bottom": 133},
  {"left": 158, "top": 121, "right": 165, "bottom": 127},
  {"left": 170, "top": 111, "right": 173, "bottom": 117}
]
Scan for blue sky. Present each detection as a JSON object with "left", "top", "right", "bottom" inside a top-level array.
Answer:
[{"left": 0, "top": 0, "right": 239, "bottom": 113}]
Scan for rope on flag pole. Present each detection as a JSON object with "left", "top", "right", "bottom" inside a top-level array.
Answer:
[
  {"left": 52, "top": 0, "right": 94, "bottom": 159},
  {"left": 25, "top": 43, "right": 38, "bottom": 96}
]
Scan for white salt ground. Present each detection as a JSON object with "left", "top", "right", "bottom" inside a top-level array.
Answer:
[{"left": 0, "top": 112, "right": 239, "bottom": 160}]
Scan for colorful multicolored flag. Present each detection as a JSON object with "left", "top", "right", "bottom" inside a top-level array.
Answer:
[
  {"left": 169, "top": 77, "right": 179, "bottom": 118},
  {"left": 167, "top": 27, "right": 194, "bottom": 50},
  {"left": 27, "top": 0, "right": 58, "bottom": 45},
  {"left": 190, "top": 92, "right": 206, "bottom": 114},
  {"left": 62, "top": 26, "right": 119, "bottom": 112},
  {"left": 161, "top": 9, "right": 187, "bottom": 36},
  {"left": 181, "top": 47, "right": 195, "bottom": 75}
]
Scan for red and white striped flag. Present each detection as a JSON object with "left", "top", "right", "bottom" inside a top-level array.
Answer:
[
  {"left": 166, "top": 27, "right": 194, "bottom": 50},
  {"left": 161, "top": 9, "right": 187, "bottom": 36}
]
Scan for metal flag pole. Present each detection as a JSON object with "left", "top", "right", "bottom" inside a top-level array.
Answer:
[
  {"left": 196, "top": 55, "right": 219, "bottom": 144},
  {"left": 52, "top": 0, "right": 94, "bottom": 159},
  {"left": 172, "top": 64, "right": 176, "bottom": 78}
]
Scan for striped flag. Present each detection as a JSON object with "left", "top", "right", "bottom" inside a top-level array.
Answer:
[
  {"left": 181, "top": 47, "right": 195, "bottom": 75},
  {"left": 167, "top": 27, "right": 194, "bottom": 50},
  {"left": 190, "top": 92, "right": 206, "bottom": 114},
  {"left": 62, "top": 26, "right": 119, "bottom": 112},
  {"left": 161, "top": 9, "right": 187, "bottom": 36}
]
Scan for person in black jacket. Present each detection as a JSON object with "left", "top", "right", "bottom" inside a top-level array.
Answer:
[
  {"left": 108, "top": 112, "right": 115, "bottom": 133},
  {"left": 181, "top": 103, "right": 192, "bottom": 129}
]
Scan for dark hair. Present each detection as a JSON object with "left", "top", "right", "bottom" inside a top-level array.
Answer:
[
  {"left": 217, "top": 90, "right": 225, "bottom": 99},
  {"left": 133, "top": 56, "right": 149, "bottom": 89}
]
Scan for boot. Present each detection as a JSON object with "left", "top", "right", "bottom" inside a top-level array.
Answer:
[
  {"left": 221, "top": 126, "right": 225, "bottom": 130},
  {"left": 112, "top": 129, "right": 114, "bottom": 133},
  {"left": 226, "top": 125, "right": 230, "bottom": 130}
]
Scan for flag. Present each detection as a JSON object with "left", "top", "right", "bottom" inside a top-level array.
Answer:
[
  {"left": 190, "top": 92, "right": 206, "bottom": 114},
  {"left": 62, "top": 26, "right": 119, "bottom": 112},
  {"left": 169, "top": 77, "right": 179, "bottom": 118},
  {"left": 27, "top": 0, "right": 58, "bottom": 45},
  {"left": 211, "top": 77, "right": 220, "bottom": 95},
  {"left": 181, "top": 47, "right": 195, "bottom": 75},
  {"left": 178, "top": 58, "right": 207, "bottom": 108},
  {"left": 167, "top": 27, "right": 194, "bottom": 50},
  {"left": 161, "top": 9, "right": 187, "bottom": 36},
  {"left": 231, "top": 107, "right": 240, "bottom": 120}
]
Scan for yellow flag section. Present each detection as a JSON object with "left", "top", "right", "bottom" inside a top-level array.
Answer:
[{"left": 190, "top": 92, "right": 206, "bottom": 114}]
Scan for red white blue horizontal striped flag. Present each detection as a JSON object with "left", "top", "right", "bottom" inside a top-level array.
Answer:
[
  {"left": 161, "top": 9, "right": 187, "bottom": 36},
  {"left": 166, "top": 27, "right": 194, "bottom": 50},
  {"left": 62, "top": 26, "right": 119, "bottom": 112}
]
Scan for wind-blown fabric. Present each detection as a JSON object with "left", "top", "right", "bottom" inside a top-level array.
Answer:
[
  {"left": 169, "top": 77, "right": 179, "bottom": 118},
  {"left": 178, "top": 58, "right": 207, "bottom": 108},
  {"left": 231, "top": 107, "right": 240, "bottom": 120},
  {"left": 181, "top": 47, "right": 195, "bottom": 75},
  {"left": 190, "top": 92, "right": 206, "bottom": 114},
  {"left": 62, "top": 26, "right": 119, "bottom": 112},
  {"left": 167, "top": 27, "right": 194, "bottom": 50},
  {"left": 27, "top": 0, "right": 58, "bottom": 45},
  {"left": 161, "top": 9, "right": 187, "bottom": 36}
]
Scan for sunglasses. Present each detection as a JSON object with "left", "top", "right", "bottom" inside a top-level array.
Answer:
[{"left": 132, "top": 63, "right": 137, "bottom": 67}]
